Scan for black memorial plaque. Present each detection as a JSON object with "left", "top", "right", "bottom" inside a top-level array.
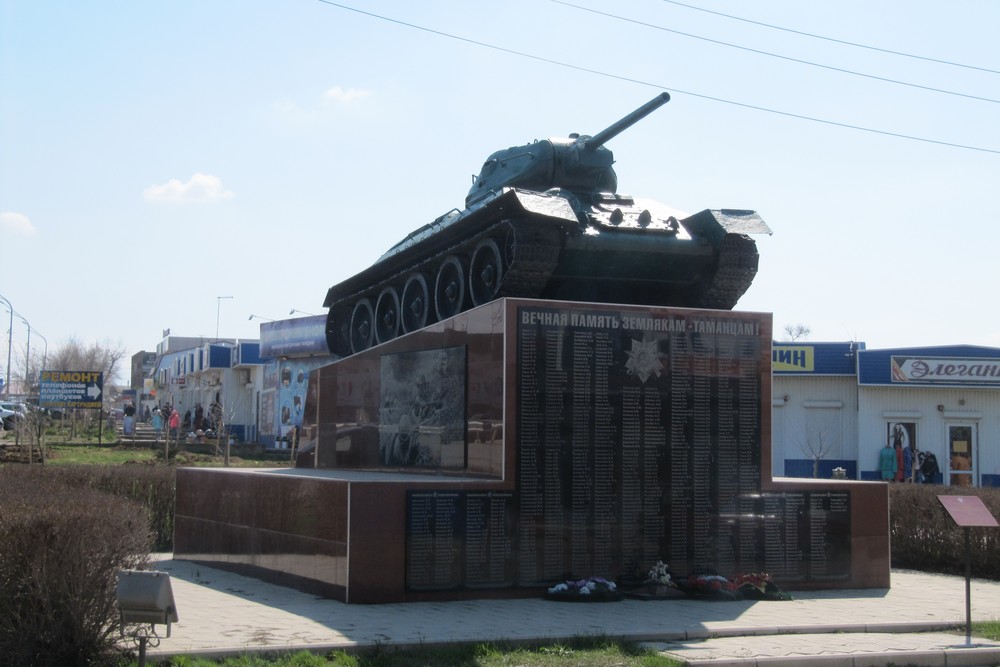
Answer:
[
  {"left": 406, "top": 491, "right": 463, "bottom": 590},
  {"left": 464, "top": 491, "right": 516, "bottom": 588},
  {"left": 516, "top": 307, "right": 765, "bottom": 583},
  {"left": 755, "top": 491, "right": 851, "bottom": 581},
  {"left": 406, "top": 491, "right": 515, "bottom": 591},
  {"left": 513, "top": 305, "right": 849, "bottom": 586}
]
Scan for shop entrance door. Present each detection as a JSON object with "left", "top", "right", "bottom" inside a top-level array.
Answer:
[{"left": 946, "top": 423, "right": 976, "bottom": 487}]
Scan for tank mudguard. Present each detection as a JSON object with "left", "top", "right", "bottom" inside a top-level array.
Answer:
[{"left": 681, "top": 208, "right": 771, "bottom": 244}]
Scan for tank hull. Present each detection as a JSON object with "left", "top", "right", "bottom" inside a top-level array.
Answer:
[{"left": 323, "top": 188, "right": 769, "bottom": 357}]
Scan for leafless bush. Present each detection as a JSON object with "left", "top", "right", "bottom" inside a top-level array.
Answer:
[
  {"left": 0, "top": 467, "right": 152, "bottom": 667},
  {"left": 39, "top": 464, "right": 176, "bottom": 551},
  {"left": 890, "top": 483, "right": 1000, "bottom": 578}
]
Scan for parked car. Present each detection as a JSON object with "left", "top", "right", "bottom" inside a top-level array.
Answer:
[{"left": 0, "top": 403, "right": 22, "bottom": 430}]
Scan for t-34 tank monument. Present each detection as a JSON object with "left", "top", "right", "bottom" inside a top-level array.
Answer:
[
  {"left": 173, "top": 94, "right": 889, "bottom": 603},
  {"left": 324, "top": 92, "right": 771, "bottom": 357}
]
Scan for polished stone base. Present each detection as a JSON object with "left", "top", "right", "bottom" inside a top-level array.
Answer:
[{"left": 173, "top": 299, "right": 889, "bottom": 603}]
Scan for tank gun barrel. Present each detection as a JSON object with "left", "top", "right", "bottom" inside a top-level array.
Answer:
[{"left": 584, "top": 92, "right": 670, "bottom": 150}]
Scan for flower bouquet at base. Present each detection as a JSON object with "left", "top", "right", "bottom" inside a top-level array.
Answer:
[
  {"left": 732, "top": 572, "right": 793, "bottom": 601},
  {"left": 624, "top": 560, "right": 686, "bottom": 600},
  {"left": 675, "top": 573, "right": 742, "bottom": 601},
  {"left": 545, "top": 576, "right": 623, "bottom": 602}
]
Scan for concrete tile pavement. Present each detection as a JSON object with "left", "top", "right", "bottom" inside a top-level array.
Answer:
[{"left": 144, "top": 555, "right": 1000, "bottom": 666}]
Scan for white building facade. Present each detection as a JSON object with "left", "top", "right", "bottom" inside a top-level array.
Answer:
[
  {"left": 150, "top": 337, "right": 264, "bottom": 443},
  {"left": 773, "top": 342, "right": 1000, "bottom": 488}
]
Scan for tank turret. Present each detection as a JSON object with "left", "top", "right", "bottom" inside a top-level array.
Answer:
[
  {"left": 466, "top": 92, "right": 670, "bottom": 204},
  {"left": 322, "top": 93, "right": 771, "bottom": 358}
]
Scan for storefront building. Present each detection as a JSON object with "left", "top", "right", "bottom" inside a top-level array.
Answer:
[
  {"left": 149, "top": 337, "right": 263, "bottom": 442},
  {"left": 773, "top": 342, "right": 1000, "bottom": 488},
  {"left": 257, "top": 315, "right": 332, "bottom": 448}
]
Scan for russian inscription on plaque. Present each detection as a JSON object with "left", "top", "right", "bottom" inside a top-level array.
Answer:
[
  {"left": 406, "top": 491, "right": 515, "bottom": 591},
  {"left": 516, "top": 305, "right": 850, "bottom": 585}
]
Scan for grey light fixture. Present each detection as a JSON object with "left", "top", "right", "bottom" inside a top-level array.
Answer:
[{"left": 116, "top": 570, "right": 179, "bottom": 667}]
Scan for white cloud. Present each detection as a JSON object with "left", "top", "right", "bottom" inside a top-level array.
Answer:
[
  {"left": 0, "top": 211, "right": 36, "bottom": 236},
  {"left": 322, "top": 86, "right": 372, "bottom": 104},
  {"left": 143, "top": 173, "right": 235, "bottom": 204},
  {"left": 274, "top": 86, "right": 373, "bottom": 125}
]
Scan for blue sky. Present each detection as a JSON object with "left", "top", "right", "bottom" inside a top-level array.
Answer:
[{"left": 2, "top": 0, "right": 998, "bottom": 378}]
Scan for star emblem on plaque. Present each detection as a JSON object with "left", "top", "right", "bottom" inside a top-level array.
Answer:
[{"left": 624, "top": 336, "right": 663, "bottom": 383}]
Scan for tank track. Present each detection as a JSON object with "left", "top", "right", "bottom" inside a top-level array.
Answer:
[
  {"left": 694, "top": 233, "right": 760, "bottom": 310},
  {"left": 328, "top": 219, "right": 758, "bottom": 356},
  {"left": 496, "top": 220, "right": 564, "bottom": 298},
  {"left": 327, "top": 216, "right": 566, "bottom": 356}
]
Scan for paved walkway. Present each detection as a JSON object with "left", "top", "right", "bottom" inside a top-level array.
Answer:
[{"left": 144, "top": 555, "right": 1000, "bottom": 666}]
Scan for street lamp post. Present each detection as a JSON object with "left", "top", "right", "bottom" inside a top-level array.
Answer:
[
  {"left": 19, "top": 316, "right": 31, "bottom": 392},
  {"left": 288, "top": 309, "right": 317, "bottom": 317},
  {"left": 34, "top": 329, "right": 48, "bottom": 373},
  {"left": 216, "top": 296, "right": 234, "bottom": 341},
  {"left": 0, "top": 293, "right": 12, "bottom": 397},
  {"left": 248, "top": 314, "right": 275, "bottom": 322}
]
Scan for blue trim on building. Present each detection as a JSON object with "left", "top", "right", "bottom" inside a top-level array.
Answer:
[
  {"left": 772, "top": 341, "right": 862, "bottom": 376},
  {"left": 208, "top": 345, "right": 233, "bottom": 368},
  {"left": 983, "top": 474, "right": 1000, "bottom": 488},
  {"left": 237, "top": 342, "right": 263, "bottom": 365},
  {"left": 858, "top": 345, "right": 1000, "bottom": 387},
  {"left": 784, "top": 458, "right": 857, "bottom": 480},
  {"left": 860, "top": 469, "right": 944, "bottom": 484}
]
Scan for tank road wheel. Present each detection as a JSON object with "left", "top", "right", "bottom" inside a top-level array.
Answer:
[
  {"left": 502, "top": 225, "right": 516, "bottom": 267},
  {"left": 469, "top": 238, "right": 504, "bottom": 306},
  {"left": 325, "top": 308, "right": 351, "bottom": 357},
  {"left": 374, "top": 287, "right": 401, "bottom": 344},
  {"left": 401, "top": 273, "right": 430, "bottom": 333},
  {"left": 434, "top": 255, "right": 466, "bottom": 320},
  {"left": 349, "top": 298, "right": 375, "bottom": 354}
]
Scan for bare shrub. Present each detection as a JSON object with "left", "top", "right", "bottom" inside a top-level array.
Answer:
[
  {"left": 890, "top": 483, "right": 1000, "bottom": 578},
  {"left": 0, "top": 467, "right": 152, "bottom": 667},
  {"left": 39, "top": 464, "right": 176, "bottom": 551}
]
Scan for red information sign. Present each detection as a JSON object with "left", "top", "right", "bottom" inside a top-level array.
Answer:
[{"left": 938, "top": 495, "right": 999, "bottom": 528}]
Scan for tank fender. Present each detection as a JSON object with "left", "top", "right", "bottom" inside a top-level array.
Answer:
[
  {"left": 680, "top": 208, "right": 771, "bottom": 243},
  {"left": 508, "top": 188, "right": 581, "bottom": 224}
]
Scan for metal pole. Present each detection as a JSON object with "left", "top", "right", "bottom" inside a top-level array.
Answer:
[
  {"left": 20, "top": 316, "right": 30, "bottom": 393},
  {"left": 18, "top": 316, "right": 31, "bottom": 464},
  {"left": 965, "top": 526, "right": 972, "bottom": 644},
  {"left": 33, "top": 329, "right": 47, "bottom": 372},
  {"left": 0, "top": 293, "right": 13, "bottom": 397},
  {"left": 216, "top": 296, "right": 233, "bottom": 341}
]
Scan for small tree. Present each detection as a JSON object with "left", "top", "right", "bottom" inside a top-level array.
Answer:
[
  {"left": 11, "top": 408, "right": 47, "bottom": 464},
  {"left": 783, "top": 323, "right": 811, "bottom": 342},
  {"left": 799, "top": 427, "right": 834, "bottom": 478}
]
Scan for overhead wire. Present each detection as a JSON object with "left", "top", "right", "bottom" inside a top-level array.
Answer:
[
  {"left": 657, "top": 0, "right": 1000, "bottom": 76},
  {"left": 551, "top": 0, "right": 1000, "bottom": 105},
  {"left": 313, "top": 0, "right": 1000, "bottom": 155}
]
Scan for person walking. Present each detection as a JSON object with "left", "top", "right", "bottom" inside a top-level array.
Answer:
[
  {"left": 123, "top": 402, "right": 137, "bottom": 436},
  {"left": 168, "top": 408, "right": 181, "bottom": 444},
  {"left": 151, "top": 408, "right": 164, "bottom": 442}
]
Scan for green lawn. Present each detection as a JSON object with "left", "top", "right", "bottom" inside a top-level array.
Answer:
[
  {"left": 135, "top": 639, "right": 680, "bottom": 667},
  {"left": 46, "top": 444, "right": 160, "bottom": 465}
]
